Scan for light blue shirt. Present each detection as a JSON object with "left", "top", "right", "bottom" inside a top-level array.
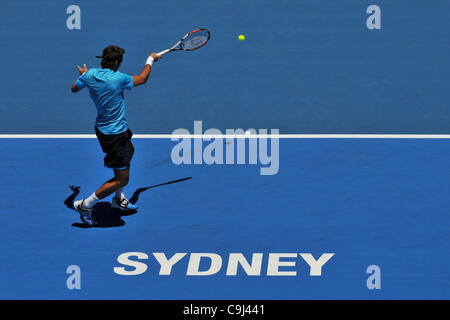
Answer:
[{"left": 75, "top": 68, "right": 133, "bottom": 135}]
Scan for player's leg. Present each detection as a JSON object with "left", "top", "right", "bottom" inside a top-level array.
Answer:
[
  {"left": 111, "top": 168, "right": 138, "bottom": 211},
  {"left": 110, "top": 135, "right": 137, "bottom": 210},
  {"left": 112, "top": 140, "right": 134, "bottom": 202},
  {"left": 95, "top": 168, "right": 129, "bottom": 199}
]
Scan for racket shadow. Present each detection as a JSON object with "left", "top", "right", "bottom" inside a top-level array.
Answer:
[{"left": 128, "top": 177, "right": 192, "bottom": 204}]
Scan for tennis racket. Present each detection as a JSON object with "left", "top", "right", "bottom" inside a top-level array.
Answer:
[{"left": 157, "top": 28, "right": 210, "bottom": 56}]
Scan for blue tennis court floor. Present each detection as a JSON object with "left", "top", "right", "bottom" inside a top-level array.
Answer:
[{"left": 0, "top": 138, "right": 448, "bottom": 299}]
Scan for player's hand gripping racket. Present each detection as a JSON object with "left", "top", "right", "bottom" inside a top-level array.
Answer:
[{"left": 157, "top": 28, "right": 210, "bottom": 56}]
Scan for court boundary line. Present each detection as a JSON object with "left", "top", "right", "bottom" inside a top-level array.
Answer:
[{"left": 1, "top": 134, "right": 450, "bottom": 139}]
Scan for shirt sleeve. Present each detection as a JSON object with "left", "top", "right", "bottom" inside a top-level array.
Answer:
[
  {"left": 74, "top": 72, "right": 88, "bottom": 89},
  {"left": 121, "top": 73, "right": 133, "bottom": 90}
]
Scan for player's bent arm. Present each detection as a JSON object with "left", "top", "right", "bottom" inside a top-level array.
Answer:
[
  {"left": 132, "top": 53, "right": 161, "bottom": 87},
  {"left": 72, "top": 65, "right": 88, "bottom": 92}
]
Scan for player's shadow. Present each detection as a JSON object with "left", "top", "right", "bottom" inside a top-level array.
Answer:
[
  {"left": 71, "top": 202, "right": 136, "bottom": 228},
  {"left": 64, "top": 185, "right": 135, "bottom": 228},
  {"left": 64, "top": 177, "right": 191, "bottom": 228}
]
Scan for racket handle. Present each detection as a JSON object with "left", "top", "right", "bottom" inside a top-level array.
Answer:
[{"left": 157, "top": 49, "right": 171, "bottom": 56}]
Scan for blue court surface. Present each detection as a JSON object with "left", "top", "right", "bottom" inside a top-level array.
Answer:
[
  {"left": 1, "top": 0, "right": 450, "bottom": 300},
  {"left": 0, "top": 138, "right": 449, "bottom": 299}
]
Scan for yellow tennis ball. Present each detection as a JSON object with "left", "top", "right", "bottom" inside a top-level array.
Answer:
[{"left": 238, "top": 34, "right": 245, "bottom": 41}]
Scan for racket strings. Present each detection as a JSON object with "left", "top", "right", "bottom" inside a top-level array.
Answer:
[{"left": 181, "top": 29, "right": 210, "bottom": 51}]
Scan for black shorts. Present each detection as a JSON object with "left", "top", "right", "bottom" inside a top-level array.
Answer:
[{"left": 95, "top": 126, "right": 134, "bottom": 170}]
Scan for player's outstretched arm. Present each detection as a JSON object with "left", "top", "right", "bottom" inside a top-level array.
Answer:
[{"left": 132, "top": 53, "right": 161, "bottom": 87}]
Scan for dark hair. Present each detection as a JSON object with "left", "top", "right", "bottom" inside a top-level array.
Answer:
[{"left": 96, "top": 45, "right": 125, "bottom": 71}]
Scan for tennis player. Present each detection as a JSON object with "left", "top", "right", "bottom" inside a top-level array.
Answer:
[{"left": 71, "top": 45, "right": 160, "bottom": 225}]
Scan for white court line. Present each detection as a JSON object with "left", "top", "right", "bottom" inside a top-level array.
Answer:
[{"left": 1, "top": 134, "right": 450, "bottom": 139}]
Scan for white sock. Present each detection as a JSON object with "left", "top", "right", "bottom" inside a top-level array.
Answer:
[
  {"left": 115, "top": 188, "right": 125, "bottom": 201},
  {"left": 83, "top": 192, "right": 99, "bottom": 208}
]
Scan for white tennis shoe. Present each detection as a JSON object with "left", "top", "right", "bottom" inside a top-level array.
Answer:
[
  {"left": 73, "top": 199, "right": 96, "bottom": 226},
  {"left": 111, "top": 197, "right": 138, "bottom": 211}
]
